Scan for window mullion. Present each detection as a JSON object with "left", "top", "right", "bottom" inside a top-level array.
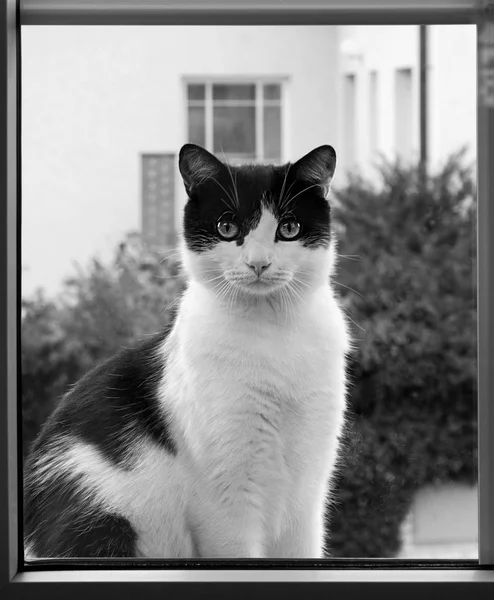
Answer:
[
  {"left": 256, "top": 81, "right": 264, "bottom": 162},
  {"left": 205, "top": 82, "right": 213, "bottom": 152}
]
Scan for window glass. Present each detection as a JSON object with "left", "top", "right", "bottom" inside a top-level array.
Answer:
[
  {"left": 21, "top": 24, "right": 477, "bottom": 563},
  {"left": 213, "top": 105, "right": 256, "bottom": 155},
  {"left": 188, "top": 105, "right": 206, "bottom": 147},
  {"left": 212, "top": 83, "right": 256, "bottom": 101},
  {"left": 369, "top": 71, "right": 379, "bottom": 153},
  {"left": 395, "top": 68, "right": 413, "bottom": 160},
  {"left": 263, "top": 83, "right": 281, "bottom": 101},
  {"left": 263, "top": 106, "right": 281, "bottom": 159},
  {"left": 187, "top": 84, "right": 205, "bottom": 102}
]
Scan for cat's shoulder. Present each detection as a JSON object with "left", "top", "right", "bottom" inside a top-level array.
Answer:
[{"left": 28, "top": 325, "right": 177, "bottom": 467}]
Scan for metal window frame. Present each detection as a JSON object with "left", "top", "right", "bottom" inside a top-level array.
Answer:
[{"left": 2, "top": 1, "right": 494, "bottom": 598}]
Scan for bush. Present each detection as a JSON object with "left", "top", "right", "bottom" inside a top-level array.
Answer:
[{"left": 327, "top": 151, "right": 477, "bottom": 557}]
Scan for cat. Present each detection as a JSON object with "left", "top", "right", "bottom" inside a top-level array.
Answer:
[{"left": 23, "top": 143, "right": 351, "bottom": 560}]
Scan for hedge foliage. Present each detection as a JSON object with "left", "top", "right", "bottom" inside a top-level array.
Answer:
[
  {"left": 327, "top": 151, "right": 477, "bottom": 557},
  {"left": 21, "top": 154, "right": 477, "bottom": 558}
]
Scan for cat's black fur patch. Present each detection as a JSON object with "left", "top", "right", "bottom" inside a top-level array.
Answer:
[
  {"left": 24, "top": 329, "right": 176, "bottom": 557},
  {"left": 27, "top": 328, "right": 177, "bottom": 468},
  {"left": 24, "top": 463, "right": 137, "bottom": 558},
  {"left": 179, "top": 145, "right": 334, "bottom": 253}
]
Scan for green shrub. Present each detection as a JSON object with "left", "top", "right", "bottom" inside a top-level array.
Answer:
[{"left": 327, "top": 151, "right": 477, "bottom": 557}]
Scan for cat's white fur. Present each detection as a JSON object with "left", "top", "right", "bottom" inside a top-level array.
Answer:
[{"left": 27, "top": 206, "right": 350, "bottom": 559}]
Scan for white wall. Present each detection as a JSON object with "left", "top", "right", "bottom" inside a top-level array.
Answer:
[
  {"left": 399, "top": 484, "right": 478, "bottom": 559},
  {"left": 428, "top": 25, "right": 477, "bottom": 170},
  {"left": 338, "top": 25, "right": 420, "bottom": 180},
  {"left": 21, "top": 25, "right": 340, "bottom": 297},
  {"left": 338, "top": 25, "right": 476, "bottom": 180}
]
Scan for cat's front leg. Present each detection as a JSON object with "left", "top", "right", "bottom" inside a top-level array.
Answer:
[
  {"left": 267, "top": 503, "right": 327, "bottom": 559},
  {"left": 190, "top": 502, "right": 265, "bottom": 559}
]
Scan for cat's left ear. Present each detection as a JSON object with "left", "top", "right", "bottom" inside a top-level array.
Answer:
[
  {"left": 179, "top": 143, "right": 224, "bottom": 195},
  {"left": 293, "top": 145, "right": 336, "bottom": 197}
]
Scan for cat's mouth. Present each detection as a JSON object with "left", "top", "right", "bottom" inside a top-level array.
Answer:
[{"left": 227, "top": 275, "right": 290, "bottom": 296}]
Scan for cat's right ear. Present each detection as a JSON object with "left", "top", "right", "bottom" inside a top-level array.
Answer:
[
  {"left": 179, "top": 144, "right": 223, "bottom": 195},
  {"left": 293, "top": 145, "right": 337, "bottom": 197}
]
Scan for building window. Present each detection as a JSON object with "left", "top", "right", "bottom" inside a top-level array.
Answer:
[
  {"left": 141, "top": 154, "right": 176, "bottom": 250},
  {"left": 394, "top": 67, "right": 413, "bottom": 161},
  {"left": 369, "top": 70, "right": 379, "bottom": 154},
  {"left": 186, "top": 81, "right": 282, "bottom": 164},
  {"left": 343, "top": 73, "right": 357, "bottom": 170}
]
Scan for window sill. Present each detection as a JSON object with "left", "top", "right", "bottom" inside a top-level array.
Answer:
[{"left": 13, "top": 567, "right": 494, "bottom": 583}]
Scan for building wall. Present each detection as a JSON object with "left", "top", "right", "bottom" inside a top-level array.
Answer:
[
  {"left": 399, "top": 484, "right": 478, "bottom": 559},
  {"left": 21, "top": 25, "right": 340, "bottom": 297},
  {"left": 428, "top": 25, "right": 477, "bottom": 169},
  {"left": 338, "top": 25, "right": 420, "bottom": 181},
  {"left": 337, "top": 25, "right": 476, "bottom": 182}
]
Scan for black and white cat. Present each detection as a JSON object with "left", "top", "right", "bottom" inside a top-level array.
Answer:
[{"left": 24, "top": 143, "right": 350, "bottom": 559}]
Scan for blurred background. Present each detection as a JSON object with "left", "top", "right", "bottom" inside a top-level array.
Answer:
[{"left": 21, "top": 25, "right": 477, "bottom": 560}]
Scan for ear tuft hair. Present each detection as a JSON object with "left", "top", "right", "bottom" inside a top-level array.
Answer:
[
  {"left": 293, "top": 145, "right": 337, "bottom": 196},
  {"left": 178, "top": 144, "right": 224, "bottom": 194}
]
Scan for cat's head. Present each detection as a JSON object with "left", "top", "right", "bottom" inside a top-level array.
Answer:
[{"left": 178, "top": 143, "right": 337, "bottom": 300}]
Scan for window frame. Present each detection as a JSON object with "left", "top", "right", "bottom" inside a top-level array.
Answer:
[
  {"left": 184, "top": 77, "right": 286, "bottom": 164},
  {"left": 2, "top": 0, "right": 494, "bottom": 598}
]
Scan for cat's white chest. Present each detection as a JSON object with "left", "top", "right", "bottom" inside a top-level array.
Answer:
[{"left": 163, "top": 285, "right": 349, "bottom": 551}]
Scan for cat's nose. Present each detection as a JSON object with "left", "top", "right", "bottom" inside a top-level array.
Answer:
[{"left": 246, "top": 260, "right": 272, "bottom": 277}]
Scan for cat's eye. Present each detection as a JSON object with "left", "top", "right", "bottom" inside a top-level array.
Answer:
[
  {"left": 278, "top": 220, "right": 301, "bottom": 240},
  {"left": 217, "top": 219, "right": 240, "bottom": 240}
]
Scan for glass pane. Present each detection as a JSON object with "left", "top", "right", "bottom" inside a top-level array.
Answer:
[
  {"left": 263, "top": 83, "right": 281, "bottom": 101},
  {"left": 21, "top": 24, "right": 477, "bottom": 564},
  {"left": 212, "top": 84, "right": 255, "bottom": 101},
  {"left": 213, "top": 106, "right": 256, "bottom": 155},
  {"left": 263, "top": 106, "right": 281, "bottom": 160},
  {"left": 394, "top": 68, "right": 413, "bottom": 161},
  {"left": 188, "top": 106, "right": 205, "bottom": 147},
  {"left": 187, "top": 84, "right": 205, "bottom": 101}
]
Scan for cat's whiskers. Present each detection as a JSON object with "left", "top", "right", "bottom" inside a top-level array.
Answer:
[
  {"left": 333, "top": 280, "right": 363, "bottom": 298},
  {"left": 162, "top": 296, "right": 181, "bottom": 316},
  {"left": 219, "top": 147, "right": 240, "bottom": 210},
  {"left": 291, "top": 276, "right": 311, "bottom": 290},
  {"left": 228, "top": 281, "right": 241, "bottom": 314},
  {"left": 288, "top": 279, "right": 306, "bottom": 308},
  {"left": 209, "top": 176, "right": 238, "bottom": 213},
  {"left": 281, "top": 285, "right": 297, "bottom": 328},
  {"left": 278, "top": 285, "right": 289, "bottom": 328},
  {"left": 204, "top": 274, "right": 226, "bottom": 286},
  {"left": 278, "top": 163, "right": 292, "bottom": 210},
  {"left": 340, "top": 305, "right": 366, "bottom": 333},
  {"left": 281, "top": 183, "right": 322, "bottom": 211},
  {"left": 213, "top": 279, "right": 236, "bottom": 314},
  {"left": 278, "top": 177, "right": 298, "bottom": 213},
  {"left": 337, "top": 254, "right": 361, "bottom": 263},
  {"left": 157, "top": 248, "right": 182, "bottom": 261}
]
